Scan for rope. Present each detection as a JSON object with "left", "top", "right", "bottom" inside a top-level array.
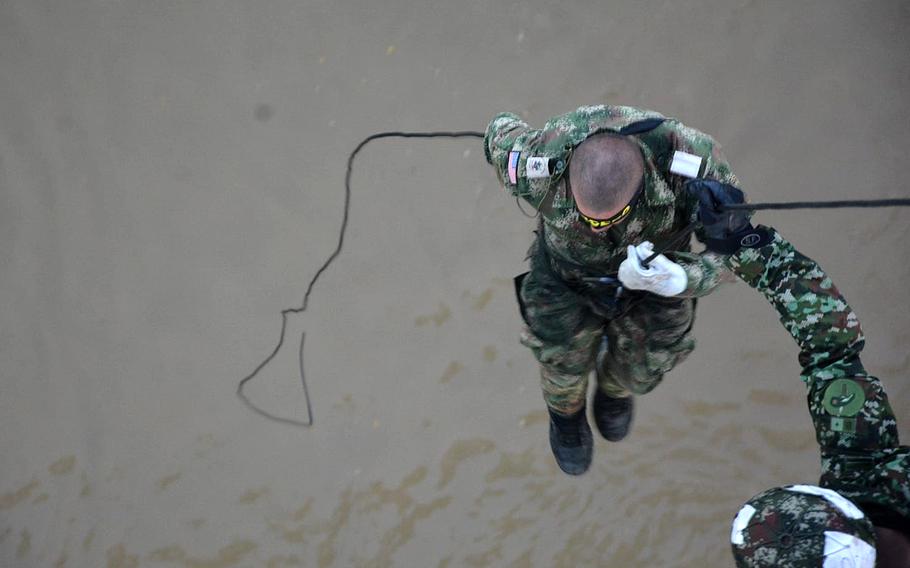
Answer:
[
  {"left": 237, "top": 131, "right": 483, "bottom": 427},
  {"left": 722, "top": 198, "right": 910, "bottom": 211}
]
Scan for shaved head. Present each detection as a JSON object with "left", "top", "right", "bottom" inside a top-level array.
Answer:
[{"left": 569, "top": 133, "right": 644, "bottom": 217}]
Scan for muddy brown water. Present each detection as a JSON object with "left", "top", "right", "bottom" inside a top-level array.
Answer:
[{"left": 2, "top": 1, "right": 908, "bottom": 566}]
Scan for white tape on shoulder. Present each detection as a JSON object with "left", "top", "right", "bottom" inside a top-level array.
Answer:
[{"left": 670, "top": 151, "right": 703, "bottom": 178}]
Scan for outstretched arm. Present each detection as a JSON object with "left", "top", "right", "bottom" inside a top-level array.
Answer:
[
  {"left": 728, "top": 229, "right": 866, "bottom": 384},
  {"left": 727, "top": 226, "right": 908, "bottom": 524}
]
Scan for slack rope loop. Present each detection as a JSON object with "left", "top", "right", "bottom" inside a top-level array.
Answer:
[{"left": 237, "top": 130, "right": 484, "bottom": 427}]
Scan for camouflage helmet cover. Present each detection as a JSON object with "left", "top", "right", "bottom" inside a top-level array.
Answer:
[{"left": 731, "top": 485, "right": 877, "bottom": 567}]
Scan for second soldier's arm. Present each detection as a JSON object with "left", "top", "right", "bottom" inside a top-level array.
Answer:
[
  {"left": 727, "top": 228, "right": 908, "bottom": 523},
  {"left": 728, "top": 230, "right": 866, "bottom": 383}
]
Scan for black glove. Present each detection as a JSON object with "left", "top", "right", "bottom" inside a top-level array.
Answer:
[{"left": 686, "top": 179, "right": 770, "bottom": 254}]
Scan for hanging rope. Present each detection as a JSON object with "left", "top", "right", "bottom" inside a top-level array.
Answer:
[{"left": 236, "top": 131, "right": 483, "bottom": 427}]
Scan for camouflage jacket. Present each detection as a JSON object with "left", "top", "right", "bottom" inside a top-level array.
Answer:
[
  {"left": 729, "top": 228, "right": 908, "bottom": 526},
  {"left": 484, "top": 105, "right": 740, "bottom": 297}
]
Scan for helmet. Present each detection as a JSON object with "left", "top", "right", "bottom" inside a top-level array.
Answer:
[{"left": 731, "top": 485, "right": 877, "bottom": 567}]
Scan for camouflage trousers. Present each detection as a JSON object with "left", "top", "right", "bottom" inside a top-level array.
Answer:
[{"left": 517, "top": 235, "right": 697, "bottom": 415}]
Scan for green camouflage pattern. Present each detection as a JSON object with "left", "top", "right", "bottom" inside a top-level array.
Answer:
[
  {"left": 484, "top": 105, "right": 738, "bottom": 296},
  {"left": 520, "top": 234, "right": 696, "bottom": 413},
  {"left": 486, "top": 105, "right": 739, "bottom": 413},
  {"left": 731, "top": 486, "right": 877, "bottom": 568},
  {"left": 729, "top": 227, "right": 908, "bottom": 522},
  {"left": 820, "top": 445, "right": 910, "bottom": 523},
  {"left": 594, "top": 294, "right": 695, "bottom": 398}
]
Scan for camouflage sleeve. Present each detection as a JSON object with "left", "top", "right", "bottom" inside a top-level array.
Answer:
[
  {"left": 728, "top": 227, "right": 907, "bottom": 521},
  {"left": 484, "top": 112, "right": 571, "bottom": 210},
  {"left": 484, "top": 113, "right": 525, "bottom": 166},
  {"left": 727, "top": 227, "right": 864, "bottom": 381},
  {"left": 483, "top": 113, "right": 531, "bottom": 194}
]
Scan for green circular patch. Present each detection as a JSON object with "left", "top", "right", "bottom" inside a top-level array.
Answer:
[{"left": 822, "top": 379, "right": 866, "bottom": 417}]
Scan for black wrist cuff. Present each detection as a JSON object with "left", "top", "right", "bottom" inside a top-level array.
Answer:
[{"left": 704, "top": 225, "right": 772, "bottom": 255}]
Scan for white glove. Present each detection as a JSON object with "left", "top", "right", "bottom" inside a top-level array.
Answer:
[{"left": 618, "top": 241, "right": 687, "bottom": 297}]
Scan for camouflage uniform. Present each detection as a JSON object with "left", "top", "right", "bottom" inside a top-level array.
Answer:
[
  {"left": 729, "top": 227, "right": 909, "bottom": 530},
  {"left": 484, "top": 105, "right": 739, "bottom": 413}
]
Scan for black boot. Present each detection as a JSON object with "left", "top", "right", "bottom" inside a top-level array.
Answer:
[
  {"left": 548, "top": 407, "right": 593, "bottom": 475},
  {"left": 593, "top": 389, "right": 634, "bottom": 442}
]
